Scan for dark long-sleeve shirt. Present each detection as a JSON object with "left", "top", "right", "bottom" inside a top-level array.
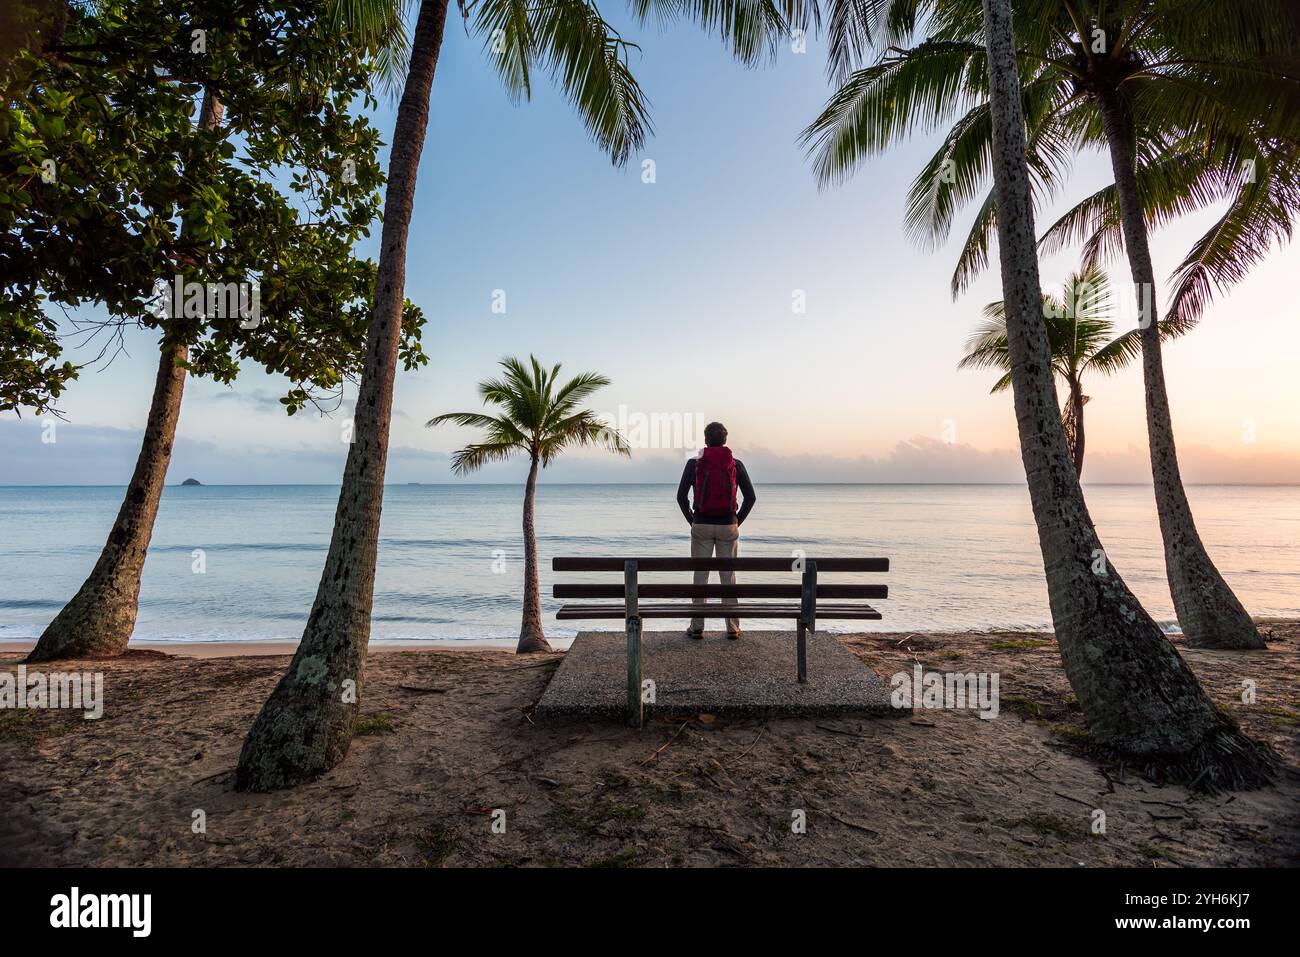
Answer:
[{"left": 677, "top": 457, "right": 756, "bottom": 526}]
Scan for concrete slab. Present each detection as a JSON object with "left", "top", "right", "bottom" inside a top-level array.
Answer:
[{"left": 534, "top": 629, "right": 903, "bottom": 720}]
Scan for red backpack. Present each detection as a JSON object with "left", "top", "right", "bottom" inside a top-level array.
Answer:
[{"left": 695, "top": 446, "right": 737, "bottom": 518}]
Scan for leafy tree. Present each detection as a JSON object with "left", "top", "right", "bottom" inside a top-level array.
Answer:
[
  {"left": 428, "top": 356, "right": 629, "bottom": 653},
  {"left": 0, "top": 292, "right": 75, "bottom": 416},
  {"left": 3, "top": 0, "right": 426, "bottom": 660}
]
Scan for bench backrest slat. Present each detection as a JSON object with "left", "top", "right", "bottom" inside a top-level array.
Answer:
[
  {"left": 553, "top": 583, "right": 887, "bottom": 599},
  {"left": 552, "top": 557, "right": 888, "bottom": 573}
]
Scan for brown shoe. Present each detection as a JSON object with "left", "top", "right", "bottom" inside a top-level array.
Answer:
[
  {"left": 687, "top": 629, "right": 704, "bottom": 640},
  {"left": 727, "top": 630, "right": 742, "bottom": 640}
]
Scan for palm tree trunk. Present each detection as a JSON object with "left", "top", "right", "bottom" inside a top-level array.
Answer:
[
  {"left": 235, "top": 0, "right": 451, "bottom": 792},
  {"left": 1094, "top": 87, "right": 1264, "bottom": 651},
  {"left": 27, "top": 340, "right": 187, "bottom": 661},
  {"left": 517, "top": 454, "right": 551, "bottom": 653},
  {"left": 978, "top": 0, "right": 1273, "bottom": 788},
  {"left": 1069, "top": 378, "right": 1085, "bottom": 478},
  {"left": 27, "top": 89, "right": 224, "bottom": 662}
]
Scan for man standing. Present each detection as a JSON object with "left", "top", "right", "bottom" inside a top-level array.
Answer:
[{"left": 676, "top": 421, "right": 756, "bottom": 639}]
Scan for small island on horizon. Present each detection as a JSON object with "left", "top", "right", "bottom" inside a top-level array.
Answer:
[{"left": 180, "top": 478, "right": 202, "bottom": 486}]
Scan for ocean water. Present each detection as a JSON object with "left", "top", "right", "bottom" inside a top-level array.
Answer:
[{"left": 0, "top": 484, "right": 1297, "bottom": 643}]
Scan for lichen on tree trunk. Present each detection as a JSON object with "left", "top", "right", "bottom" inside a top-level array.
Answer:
[
  {"left": 977, "top": 0, "right": 1274, "bottom": 790},
  {"left": 1094, "top": 87, "right": 1265, "bottom": 651},
  {"left": 234, "top": 0, "right": 451, "bottom": 792}
]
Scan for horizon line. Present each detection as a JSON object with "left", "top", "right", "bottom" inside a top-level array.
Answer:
[{"left": 4, "top": 482, "right": 1299, "bottom": 489}]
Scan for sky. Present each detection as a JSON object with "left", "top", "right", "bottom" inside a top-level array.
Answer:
[{"left": 3, "top": 16, "right": 1298, "bottom": 485}]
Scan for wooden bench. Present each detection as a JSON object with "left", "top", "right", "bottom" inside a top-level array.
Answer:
[{"left": 552, "top": 556, "right": 889, "bottom": 726}]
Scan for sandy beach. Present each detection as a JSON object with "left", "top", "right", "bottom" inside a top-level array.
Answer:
[
  {"left": 0, "top": 639, "right": 530, "bottom": 658},
  {"left": 2, "top": 623, "right": 1297, "bottom": 868}
]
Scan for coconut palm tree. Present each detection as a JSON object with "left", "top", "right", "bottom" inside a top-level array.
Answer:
[
  {"left": 959, "top": 265, "right": 1145, "bottom": 477},
  {"left": 236, "top": 0, "right": 800, "bottom": 790},
  {"left": 428, "top": 356, "right": 630, "bottom": 653},
  {"left": 804, "top": 0, "right": 1300, "bottom": 649},
  {"left": 235, "top": 0, "right": 647, "bottom": 791},
  {"left": 979, "top": 0, "right": 1273, "bottom": 788},
  {"left": 803, "top": 0, "right": 1276, "bottom": 788}
]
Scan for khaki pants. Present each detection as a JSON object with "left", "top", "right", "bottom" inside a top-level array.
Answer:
[{"left": 690, "top": 522, "right": 740, "bottom": 634}]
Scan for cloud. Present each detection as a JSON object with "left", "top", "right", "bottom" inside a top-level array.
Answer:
[
  {"left": 209, "top": 389, "right": 287, "bottom": 414},
  {"left": 2, "top": 420, "right": 1295, "bottom": 486},
  {"left": 0, "top": 420, "right": 354, "bottom": 485},
  {"left": 1082, "top": 443, "right": 1300, "bottom": 485},
  {"left": 737, "top": 438, "right": 1026, "bottom": 484}
]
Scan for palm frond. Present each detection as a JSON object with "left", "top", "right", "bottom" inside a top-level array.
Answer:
[
  {"left": 956, "top": 310, "right": 1010, "bottom": 374},
  {"left": 1083, "top": 327, "right": 1144, "bottom": 376},
  {"left": 949, "top": 185, "right": 997, "bottom": 297},
  {"left": 800, "top": 40, "right": 987, "bottom": 188},
  {"left": 330, "top": 0, "right": 415, "bottom": 97},
  {"left": 550, "top": 370, "right": 611, "bottom": 410},
  {"left": 942, "top": 85, "right": 1080, "bottom": 293},
  {"left": 535, "top": 0, "right": 651, "bottom": 164},
  {"left": 1165, "top": 144, "right": 1299, "bottom": 333},
  {"left": 430, "top": 355, "right": 625, "bottom": 475},
  {"left": 628, "top": 0, "right": 807, "bottom": 68},
  {"left": 1039, "top": 148, "right": 1234, "bottom": 269},
  {"left": 825, "top": 0, "right": 926, "bottom": 84},
  {"left": 448, "top": 441, "right": 519, "bottom": 475},
  {"left": 466, "top": 0, "right": 651, "bottom": 165},
  {"left": 538, "top": 409, "right": 630, "bottom": 464}
]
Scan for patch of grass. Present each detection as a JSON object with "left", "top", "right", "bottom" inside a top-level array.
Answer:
[
  {"left": 1001, "top": 695, "right": 1045, "bottom": 719},
  {"left": 0, "top": 710, "right": 38, "bottom": 748},
  {"left": 1137, "top": 842, "right": 1181, "bottom": 863},
  {"left": 990, "top": 638, "right": 1054, "bottom": 651},
  {"left": 1243, "top": 705, "right": 1300, "bottom": 728},
  {"left": 543, "top": 800, "right": 586, "bottom": 832},
  {"left": 592, "top": 846, "right": 640, "bottom": 868},
  {"left": 1001, "top": 813, "right": 1089, "bottom": 842},
  {"left": 34, "top": 714, "right": 90, "bottom": 741},
  {"left": 1065, "top": 693, "right": 1081, "bottom": 712},
  {"left": 598, "top": 799, "right": 647, "bottom": 823},
  {"left": 354, "top": 712, "right": 395, "bottom": 736},
  {"left": 648, "top": 779, "right": 687, "bottom": 804},
  {"left": 414, "top": 824, "right": 458, "bottom": 866},
  {"left": 1051, "top": 724, "right": 1092, "bottom": 745},
  {"left": 599, "top": 768, "right": 632, "bottom": 789}
]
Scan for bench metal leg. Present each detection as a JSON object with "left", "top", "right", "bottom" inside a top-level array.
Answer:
[
  {"left": 798, "top": 561, "right": 816, "bottom": 684},
  {"left": 626, "top": 615, "right": 643, "bottom": 727},
  {"left": 624, "top": 560, "right": 643, "bottom": 728},
  {"left": 796, "top": 619, "right": 808, "bottom": 684}
]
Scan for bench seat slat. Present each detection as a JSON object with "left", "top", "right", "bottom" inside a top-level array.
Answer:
[
  {"left": 555, "top": 602, "right": 882, "bottom": 621},
  {"left": 554, "top": 583, "right": 887, "bottom": 600},
  {"left": 552, "top": 557, "right": 888, "bottom": 573}
]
